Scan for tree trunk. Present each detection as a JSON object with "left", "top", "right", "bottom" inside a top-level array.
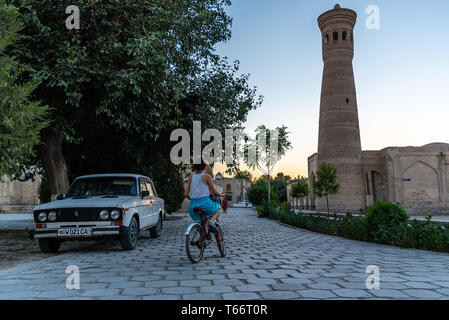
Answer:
[
  {"left": 40, "top": 132, "right": 70, "bottom": 200},
  {"left": 267, "top": 174, "right": 271, "bottom": 203},
  {"left": 326, "top": 194, "right": 330, "bottom": 218}
]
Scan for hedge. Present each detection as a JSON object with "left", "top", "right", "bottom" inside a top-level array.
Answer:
[{"left": 256, "top": 200, "right": 449, "bottom": 253}]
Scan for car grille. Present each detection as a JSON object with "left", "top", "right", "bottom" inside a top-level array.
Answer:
[{"left": 34, "top": 208, "right": 120, "bottom": 222}]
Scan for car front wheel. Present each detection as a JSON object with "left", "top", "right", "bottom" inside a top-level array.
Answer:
[
  {"left": 120, "top": 216, "right": 139, "bottom": 250},
  {"left": 38, "top": 238, "right": 61, "bottom": 253}
]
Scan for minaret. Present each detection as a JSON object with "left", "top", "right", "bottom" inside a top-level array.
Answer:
[{"left": 316, "top": 4, "right": 366, "bottom": 212}]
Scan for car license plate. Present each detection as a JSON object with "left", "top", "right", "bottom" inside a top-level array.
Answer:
[{"left": 58, "top": 227, "right": 92, "bottom": 237}]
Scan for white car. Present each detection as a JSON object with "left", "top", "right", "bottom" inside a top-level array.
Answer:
[
  {"left": 233, "top": 200, "right": 253, "bottom": 208},
  {"left": 30, "top": 174, "right": 164, "bottom": 252}
]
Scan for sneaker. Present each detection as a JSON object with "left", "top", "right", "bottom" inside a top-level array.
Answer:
[{"left": 207, "top": 221, "right": 219, "bottom": 234}]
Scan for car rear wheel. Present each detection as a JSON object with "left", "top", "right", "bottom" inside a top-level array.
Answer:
[
  {"left": 38, "top": 238, "right": 61, "bottom": 253},
  {"left": 150, "top": 213, "right": 163, "bottom": 238},
  {"left": 120, "top": 216, "right": 139, "bottom": 250}
]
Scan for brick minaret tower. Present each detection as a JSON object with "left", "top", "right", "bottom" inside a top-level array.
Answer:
[{"left": 316, "top": 4, "right": 366, "bottom": 212}]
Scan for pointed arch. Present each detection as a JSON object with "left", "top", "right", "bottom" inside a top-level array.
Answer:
[{"left": 403, "top": 161, "right": 440, "bottom": 202}]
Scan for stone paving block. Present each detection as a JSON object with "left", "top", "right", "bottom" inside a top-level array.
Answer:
[
  {"left": 298, "top": 289, "right": 337, "bottom": 299},
  {"left": 227, "top": 273, "right": 257, "bottom": 280},
  {"left": 142, "top": 295, "right": 180, "bottom": 300},
  {"left": 404, "top": 282, "right": 442, "bottom": 289},
  {"left": 279, "top": 278, "right": 310, "bottom": 285},
  {"left": 182, "top": 293, "right": 221, "bottom": 300},
  {"left": 378, "top": 282, "right": 408, "bottom": 290},
  {"left": 80, "top": 288, "right": 120, "bottom": 297},
  {"left": 131, "top": 276, "right": 162, "bottom": 282},
  {"left": 332, "top": 289, "right": 373, "bottom": 298},
  {"left": 369, "top": 289, "right": 411, "bottom": 299},
  {"left": 406, "top": 289, "right": 444, "bottom": 299},
  {"left": 199, "top": 286, "right": 233, "bottom": 294},
  {"left": 246, "top": 278, "right": 279, "bottom": 285},
  {"left": 123, "top": 287, "right": 158, "bottom": 295},
  {"left": 162, "top": 286, "right": 197, "bottom": 295},
  {"left": 307, "top": 283, "right": 341, "bottom": 290},
  {"left": 196, "top": 274, "right": 226, "bottom": 280},
  {"left": 222, "top": 292, "right": 261, "bottom": 300},
  {"left": 337, "top": 281, "right": 365, "bottom": 289},
  {"left": 179, "top": 280, "right": 211, "bottom": 287},
  {"left": 144, "top": 280, "right": 178, "bottom": 288},
  {"left": 165, "top": 274, "right": 195, "bottom": 281},
  {"left": 212, "top": 279, "right": 246, "bottom": 286},
  {"left": 108, "top": 281, "right": 142, "bottom": 289},
  {"left": 272, "top": 283, "right": 306, "bottom": 291},
  {"left": 260, "top": 291, "right": 299, "bottom": 299},
  {"left": 235, "top": 284, "right": 271, "bottom": 292}
]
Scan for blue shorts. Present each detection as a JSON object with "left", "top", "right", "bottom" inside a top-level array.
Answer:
[{"left": 189, "top": 196, "right": 220, "bottom": 222}]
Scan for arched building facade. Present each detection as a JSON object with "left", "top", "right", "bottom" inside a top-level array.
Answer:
[{"left": 305, "top": 144, "right": 449, "bottom": 215}]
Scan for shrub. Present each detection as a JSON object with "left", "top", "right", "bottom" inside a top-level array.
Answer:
[
  {"left": 248, "top": 179, "right": 279, "bottom": 206},
  {"left": 256, "top": 200, "right": 279, "bottom": 218},
  {"left": 366, "top": 201, "right": 409, "bottom": 245},
  {"left": 339, "top": 213, "right": 368, "bottom": 241},
  {"left": 408, "top": 217, "right": 449, "bottom": 252}
]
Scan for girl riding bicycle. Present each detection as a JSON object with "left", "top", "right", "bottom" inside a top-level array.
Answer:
[{"left": 184, "top": 159, "right": 225, "bottom": 232}]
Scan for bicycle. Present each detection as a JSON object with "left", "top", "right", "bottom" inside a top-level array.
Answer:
[{"left": 185, "top": 204, "right": 226, "bottom": 263}]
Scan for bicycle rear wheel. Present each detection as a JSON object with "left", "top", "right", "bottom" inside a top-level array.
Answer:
[
  {"left": 185, "top": 224, "right": 205, "bottom": 263},
  {"left": 215, "top": 223, "right": 226, "bottom": 257}
]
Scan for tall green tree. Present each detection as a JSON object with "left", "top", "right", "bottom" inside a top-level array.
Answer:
[
  {"left": 0, "top": 0, "right": 48, "bottom": 177},
  {"left": 9, "top": 0, "right": 261, "bottom": 205},
  {"left": 312, "top": 162, "right": 340, "bottom": 215},
  {"left": 243, "top": 125, "right": 291, "bottom": 202},
  {"left": 291, "top": 178, "right": 309, "bottom": 212}
]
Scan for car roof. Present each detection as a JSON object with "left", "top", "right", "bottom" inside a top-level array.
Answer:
[{"left": 75, "top": 173, "right": 151, "bottom": 180}]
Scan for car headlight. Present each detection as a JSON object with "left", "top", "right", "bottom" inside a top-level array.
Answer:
[
  {"left": 99, "top": 209, "right": 109, "bottom": 220},
  {"left": 110, "top": 210, "right": 120, "bottom": 220},
  {"left": 48, "top": 211, "right": 57, "bottom": 222},
  {"left": 38, "top": 212, "right": 47, "bottom": 222}
]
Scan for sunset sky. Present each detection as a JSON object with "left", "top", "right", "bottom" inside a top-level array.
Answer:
[{"left": 213, "top": 0, "right": 449, "bottom": 179}]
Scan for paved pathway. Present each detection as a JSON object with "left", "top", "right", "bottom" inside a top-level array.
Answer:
[
  {"left": 1, "top": 208, "right": 449, "bottom": 300},
  {"left": 0, "top": 213, "right": 34, "bottom": 231}
]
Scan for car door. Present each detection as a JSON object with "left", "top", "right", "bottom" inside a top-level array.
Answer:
[
  {"left": 148, "top": 180, "right": 164, "bottom": 223},
  {"left": 139, "top": 178, "right": 153, "bottom": 228},
  {"left": 146, "top": 179, "right": 160, "bottom": 225}
]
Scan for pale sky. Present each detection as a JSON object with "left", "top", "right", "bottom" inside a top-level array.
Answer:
[{"left": 213, "top": 0, "right": 449, "bottom": 179}]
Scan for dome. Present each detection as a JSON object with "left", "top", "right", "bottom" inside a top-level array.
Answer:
[
  {"left": 215, "top": 172, "right": 223, "bottom": 180},
  {"left": 422, "top": 142, "right": 449, "bottom": 147}
]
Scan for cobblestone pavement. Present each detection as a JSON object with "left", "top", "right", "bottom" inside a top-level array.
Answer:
[{"left": 1, "top": 208, "right": 449, "bottom": 300}]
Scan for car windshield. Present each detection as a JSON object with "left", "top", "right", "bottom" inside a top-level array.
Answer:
[{"left": 66, "top": 177, "right": 137, "bottom": 197}]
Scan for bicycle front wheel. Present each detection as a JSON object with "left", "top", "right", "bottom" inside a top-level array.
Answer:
[
  {"left": 185, "top": 224, "right": 205, "bottom": 263},
  {"left": 215, "top": 223, "right": 226, "bottom": 257}
]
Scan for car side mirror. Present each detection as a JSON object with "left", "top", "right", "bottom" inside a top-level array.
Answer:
[
  {"left": 56, "top": 194, "right": 65, "bottom": 200},
  {"left": 141, "top": 190, "right": 150, "bottom": 198}
]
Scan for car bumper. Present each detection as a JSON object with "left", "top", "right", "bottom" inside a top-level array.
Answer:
[{"left": 29, "top": 226, "right": 123, "bottom": 240}]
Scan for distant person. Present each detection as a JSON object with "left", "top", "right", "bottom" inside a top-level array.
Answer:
[{"left": 222, "top": 197, "right": 228, "bottom": 212}]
